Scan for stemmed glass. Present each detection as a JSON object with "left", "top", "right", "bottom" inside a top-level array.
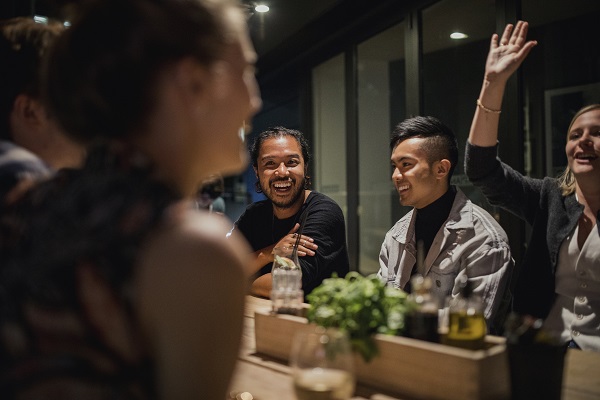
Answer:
[{"left": 290, "top": 327, "right": 356, "bottom": 400}]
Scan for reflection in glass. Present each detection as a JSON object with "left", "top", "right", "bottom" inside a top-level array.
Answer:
[
  {"left": 313, "top": 54, "right": 347, "bottom": 225},
  {"left": 357, "top": 22, "right": 405, "bottom": 275},
  {"left": 421, "top": 0, "right": 494, "bottom": 212}
]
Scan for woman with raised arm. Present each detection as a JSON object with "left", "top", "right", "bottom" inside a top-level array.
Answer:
[
  {"left": 0, "top": 0, "right": 261, "bottom": 397},
  {"left": 465, "top": 21, "right": 599, "bottom": 351}
]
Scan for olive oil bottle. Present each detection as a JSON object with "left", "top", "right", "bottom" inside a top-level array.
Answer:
[{"left": 442, "top": 275, "right": 487, "bottom": 350}]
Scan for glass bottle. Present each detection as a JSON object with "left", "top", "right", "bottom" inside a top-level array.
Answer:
[
  {"left": 405, "top": 274, "right": 440, "bottom": 343},
  {"left": 442, "top": 275, "right": 487, "bottom": 350},
  {"left": 271, "top": 248, "right": 303, "bottom": 315}
]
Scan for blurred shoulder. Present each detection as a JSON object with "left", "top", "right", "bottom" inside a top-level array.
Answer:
[
  {"left": 141, "top": 203, "right": 252, "bottom": 278},
  {"left": 0, "top": 140, "right": 51, "bottom": 178}
]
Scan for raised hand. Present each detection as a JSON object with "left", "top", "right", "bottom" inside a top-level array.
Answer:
[{"left": 484, "top": 21, "right": 537, "bottom": 85}]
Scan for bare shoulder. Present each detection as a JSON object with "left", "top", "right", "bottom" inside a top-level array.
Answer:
[
  {"left": 133, "top": 206, "right": 251, "bottom": 398},
  {"left": 141, "top": 207, "right": 251, "bottom": 279},
  {"left": 134, "top": 206, "right": 252, "bottom": 322}
]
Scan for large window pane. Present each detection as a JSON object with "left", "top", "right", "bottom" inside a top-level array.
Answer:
[
  {"left": 422, "top": 0, "right": 495, "bottom": 210},
  {"left": 312, "top": 54, "right": 347, "bottom": 220},
  {"left": 522, "top": 0, "right": 600, "bottom": 178},
  {"left": 357, "top": 23, "right": 405, "bottom": 275}
]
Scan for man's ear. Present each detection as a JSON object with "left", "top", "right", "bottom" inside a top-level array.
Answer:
[
  {"left": 12, "top": 94, "right": 44, "bottom": 126},
  {"left": 253, "top": 165, "right": 258, "bottom": 178},
  {"left": 10, "top": 95, "right": 47, "bottom": 147},
  {"left": 435, "top": 159, "right": 451, "bottom": 179}
]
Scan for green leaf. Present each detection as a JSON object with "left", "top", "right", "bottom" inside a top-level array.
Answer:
[{"left": 306, "top": 273, "right": 412, "bottom": 363}]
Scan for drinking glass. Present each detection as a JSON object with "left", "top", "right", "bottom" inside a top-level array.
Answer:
[
  {"left": 271, "top": 253, "right": 303, "bottom": 315},
  {"left": 290, "top": 327, "right": 355, "bottom": 400}
]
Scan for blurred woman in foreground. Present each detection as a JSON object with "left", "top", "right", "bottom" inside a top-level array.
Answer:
[
  {"left": 0, "top": 0, "right": 261, "bottom": 397},
  {"left": 465, "top": 21, "right": 599, "bottom": 351}
]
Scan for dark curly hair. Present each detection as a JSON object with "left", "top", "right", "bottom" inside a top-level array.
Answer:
[{"left": 249, "top": 126, "right": 312, "bottom": 193}]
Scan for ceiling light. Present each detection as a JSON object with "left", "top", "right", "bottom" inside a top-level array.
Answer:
[
  {"left": 255, "top": 4, "right": 269, "bottom": 13},
  {"left": 450, "top": 32, "right": 468, "bottom": 40},
  {"left": 33, "top": 15, "right": 48, "bottom": 24}
]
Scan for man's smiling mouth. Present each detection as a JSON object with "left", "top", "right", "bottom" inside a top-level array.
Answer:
[{"left": 273, "top": 179, "right": 293, "bottom": 191}]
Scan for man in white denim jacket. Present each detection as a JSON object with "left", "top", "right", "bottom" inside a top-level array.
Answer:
[{"left": 377, "top": 116, "right": 513, "bottom": 333}]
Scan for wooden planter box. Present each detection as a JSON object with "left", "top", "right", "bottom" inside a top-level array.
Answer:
[{"left": 254, "top": 307, "right": 510, "bottom": 400}]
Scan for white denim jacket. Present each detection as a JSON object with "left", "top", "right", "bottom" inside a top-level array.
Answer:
[{"left": 377, "top": 188, "right": 514, "bottom": 328}]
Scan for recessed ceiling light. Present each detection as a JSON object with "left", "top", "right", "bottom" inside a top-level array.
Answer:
[
  {"left": 255, "top": 4, "right": 269, "bottom": 13},
  {"left": 450, "top": 32, "right": 468, "bottom": 40}
]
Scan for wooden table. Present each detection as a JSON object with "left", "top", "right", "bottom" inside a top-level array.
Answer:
[{"left": 229, "top": 296, "right": 600, "bottom": 400}]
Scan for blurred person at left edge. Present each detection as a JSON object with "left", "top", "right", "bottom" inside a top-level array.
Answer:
[{"left": 0, "top": 0, "right": 261, "bottom": 398}]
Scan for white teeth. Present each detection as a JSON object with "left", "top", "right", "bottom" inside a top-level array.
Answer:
[
  {"left": 397, "top": 184, "right": 409, "bottom": 191},
  {"left": 273, "top": 181, "right": 292, "bottom": 188}
]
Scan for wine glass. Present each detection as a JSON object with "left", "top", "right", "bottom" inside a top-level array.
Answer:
[{"left": 290, "top": 327, "right": 355, "bottom": 400}]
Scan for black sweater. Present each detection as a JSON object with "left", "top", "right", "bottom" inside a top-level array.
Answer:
[
  {"left": 465, "top": 141, "right": 587, "bottom": 318},
  {"left": 234, "top": 191, "right": 349, "bottom": 295}
]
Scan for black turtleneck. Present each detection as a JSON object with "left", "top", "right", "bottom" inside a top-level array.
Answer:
[{"left": 415, "top": 186, "right": 457, "bottom": 258}]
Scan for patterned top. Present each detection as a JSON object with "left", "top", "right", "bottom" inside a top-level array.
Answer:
[{"left": 0, "top": 145, "right": 178, "bottom": 399}]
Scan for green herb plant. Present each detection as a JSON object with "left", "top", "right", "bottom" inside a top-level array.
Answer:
[{"left": 306, "top": 272, "right": 415, "bottom": 362}]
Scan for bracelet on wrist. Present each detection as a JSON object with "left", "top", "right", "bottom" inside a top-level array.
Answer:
[{"left": 476, "top": 99, "right": 501, "bottom": 114}]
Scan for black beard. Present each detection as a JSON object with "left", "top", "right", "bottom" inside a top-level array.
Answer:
[{"left": 263, "top": 178, "right": 305, "bottom": 209}]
